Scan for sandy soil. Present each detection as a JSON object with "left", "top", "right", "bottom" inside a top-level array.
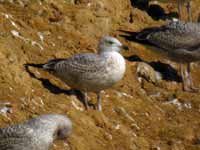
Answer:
[{"left": 0, "top": 0, "right": 200, "bottom": 150}]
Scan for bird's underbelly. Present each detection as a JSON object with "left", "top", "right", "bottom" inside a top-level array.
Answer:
[
  {"left": 165, "top": 48, "right": 200, "bottom": 63},
  {"left": 150, "top": 45, "right": 200, "bottom": 63}
]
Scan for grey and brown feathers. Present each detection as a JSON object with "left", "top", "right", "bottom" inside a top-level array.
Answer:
[
  {"left": 120, "top": 20, "right": 200, "bottom": 91},
  {"left": 0, "top": 114, "right": 72, "bottom": 150},
  {"left": 120, "top": 20, "right": 200, "bottom": 62},
  {"left": 25, "top": 53, "right": 110, "bottom": 92},
  {"left": 144, "top": 21, "right": 200, "bottom": 53},
  {"left": 25, "top": 36, "right": 128, "bottom": 111}
]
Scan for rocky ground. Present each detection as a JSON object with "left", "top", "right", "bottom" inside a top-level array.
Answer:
[{"left": 1, "top": 0, "right": 200, "bottom": 150}]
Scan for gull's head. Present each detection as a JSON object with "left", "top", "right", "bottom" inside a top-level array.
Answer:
[{"left": 98, "top": 36, "right": 128, "bottom": 53}]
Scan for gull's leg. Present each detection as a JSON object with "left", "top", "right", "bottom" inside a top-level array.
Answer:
[
  {"left": 96, "top": 91, "right": 102, "bottom": 111},
  {"left": 177, "top": 0, "right": 182, "bottom": 20},
  {"left": 180, "top": 63, "right": 190, "bottom": 91},
  {"left": 187, "top": 63, "right": 192, "bottom": 87},
  {"left": 180, "top": 63, "right": 199, "bottom": 92},
  {"left": 187, "top": 63, "right": 199, "bottom": 92},
  {"left": 180, "top": 63, "right": 185, "bottom": 82},
  {"left": 186, "top": 1, "right": 192, "bottom": 22},
  {"left": 83, "top": 92, "right": 89, "bottom": 110}
]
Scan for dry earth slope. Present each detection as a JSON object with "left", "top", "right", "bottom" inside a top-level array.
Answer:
[{"left": 0, "top": 0, "right": 200, "bottom": 150}]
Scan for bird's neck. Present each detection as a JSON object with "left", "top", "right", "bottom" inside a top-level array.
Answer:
[{"left": 99, "top": 50, "right": 119, "bottom": 56}]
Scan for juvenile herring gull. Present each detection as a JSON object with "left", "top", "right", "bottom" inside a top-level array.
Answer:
[
  {"left": 120, "top": 20, "right": 200, "bottom": 92},
  {"left": 0, "top": 114, "right": 72, "bottom": 150},
  {"left": 25, "top": 36, "right": 128, "bottom": 111}
]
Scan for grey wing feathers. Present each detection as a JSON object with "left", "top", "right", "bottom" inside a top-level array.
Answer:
[
  {"left": 51, "top": 53, "right": 105, "bottom": 74},
  {"left": 0, "top": 125, "right": 32, "bottom": 148},
  {"left": 43, "top": 58, "right": 66, "bottom": 71},
  {"left": 0, "top": 125, "right": 28, "bottom": 138},
  {"left": 147, "top": 21, "right": 200, "bottom": 50}
]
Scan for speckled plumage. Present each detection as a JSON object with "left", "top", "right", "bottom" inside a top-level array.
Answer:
[
  {"left": 0, "top": 114, "right": 72, "bottom": 150},
  {"left": 142, "top": 20, "right": 200, "bottom": 62},
  {"left": 25, "top": 36, "right": 128, "bottom": 111},
  {"left": 120, "top": 20, "right": 200, "bottom": 91}
]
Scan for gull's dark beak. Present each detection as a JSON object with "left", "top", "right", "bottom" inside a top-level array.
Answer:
[{"left": 121, "top": 45, "right": 129, "bottom": 50}]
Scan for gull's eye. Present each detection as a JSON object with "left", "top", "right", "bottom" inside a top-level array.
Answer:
[{"left": 107, "top": 40, "right": 114, "bottom": 44}]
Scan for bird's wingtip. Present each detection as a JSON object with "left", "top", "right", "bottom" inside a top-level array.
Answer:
[{"left": 23, "top": 63, "right": 44, "bottom": 69}]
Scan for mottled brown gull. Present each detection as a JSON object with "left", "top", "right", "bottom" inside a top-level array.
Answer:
[
  {"left": 0, "top": 114, "right": 72, "bottom": 150},
  {"left": 25, "top": 36, "right": 128, "bottom": 111},
  {"left": 120, "top": 20, "right": 200, "bottom": 92}
]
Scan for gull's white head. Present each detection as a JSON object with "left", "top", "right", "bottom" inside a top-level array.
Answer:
[{"left": 98, "top": 36, "right": 128, "bottom": 53}]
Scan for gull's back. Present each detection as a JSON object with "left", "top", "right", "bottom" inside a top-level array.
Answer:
[
  {"left": 146, "top": 21, "right": 200, "bottom": 51},
  {"left": 0, "top": 125, "right": 41, "bottom": 150},
  {"left": 0, "top": 114, "right": 72, "bottom": 150},
  {"left": 120, "top": 20, "right": 200, "bottom": 62}
]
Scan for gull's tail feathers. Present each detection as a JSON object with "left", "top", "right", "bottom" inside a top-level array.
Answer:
[{"left": 24, "top": 58, "right": 66, "bottom": 72}]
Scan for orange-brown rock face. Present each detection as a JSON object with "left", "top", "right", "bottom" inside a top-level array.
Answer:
[{"left": 0, "top": 0, "right": 200, "bottom": 150}]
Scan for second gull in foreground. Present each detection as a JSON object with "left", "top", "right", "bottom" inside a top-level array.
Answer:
[{"left": 0, "top": 114, "right": 72, "bottom": 150}]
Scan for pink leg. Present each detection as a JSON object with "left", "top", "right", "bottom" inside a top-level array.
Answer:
[
  {"left": 177, "top": 0, "right": 182, "bottom": 20},
  {"left": 186, "top": 1, "right": 192, "bottom": 22},
  {"left": 83, "top": 92, "right": 89, "bottom": 110},
  {"left": 187, "top": 63, "right": 199, "bottom": 92},
  {"left": 96, "top": 91, "right": 102, "bottom": 111},
  {"left": 180, "top": 63, "right": 199, "bottom": 92}
]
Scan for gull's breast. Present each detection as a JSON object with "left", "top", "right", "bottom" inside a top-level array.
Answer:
[{"left": 103, "top": 52, "right": 126, "bottom": 84}]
